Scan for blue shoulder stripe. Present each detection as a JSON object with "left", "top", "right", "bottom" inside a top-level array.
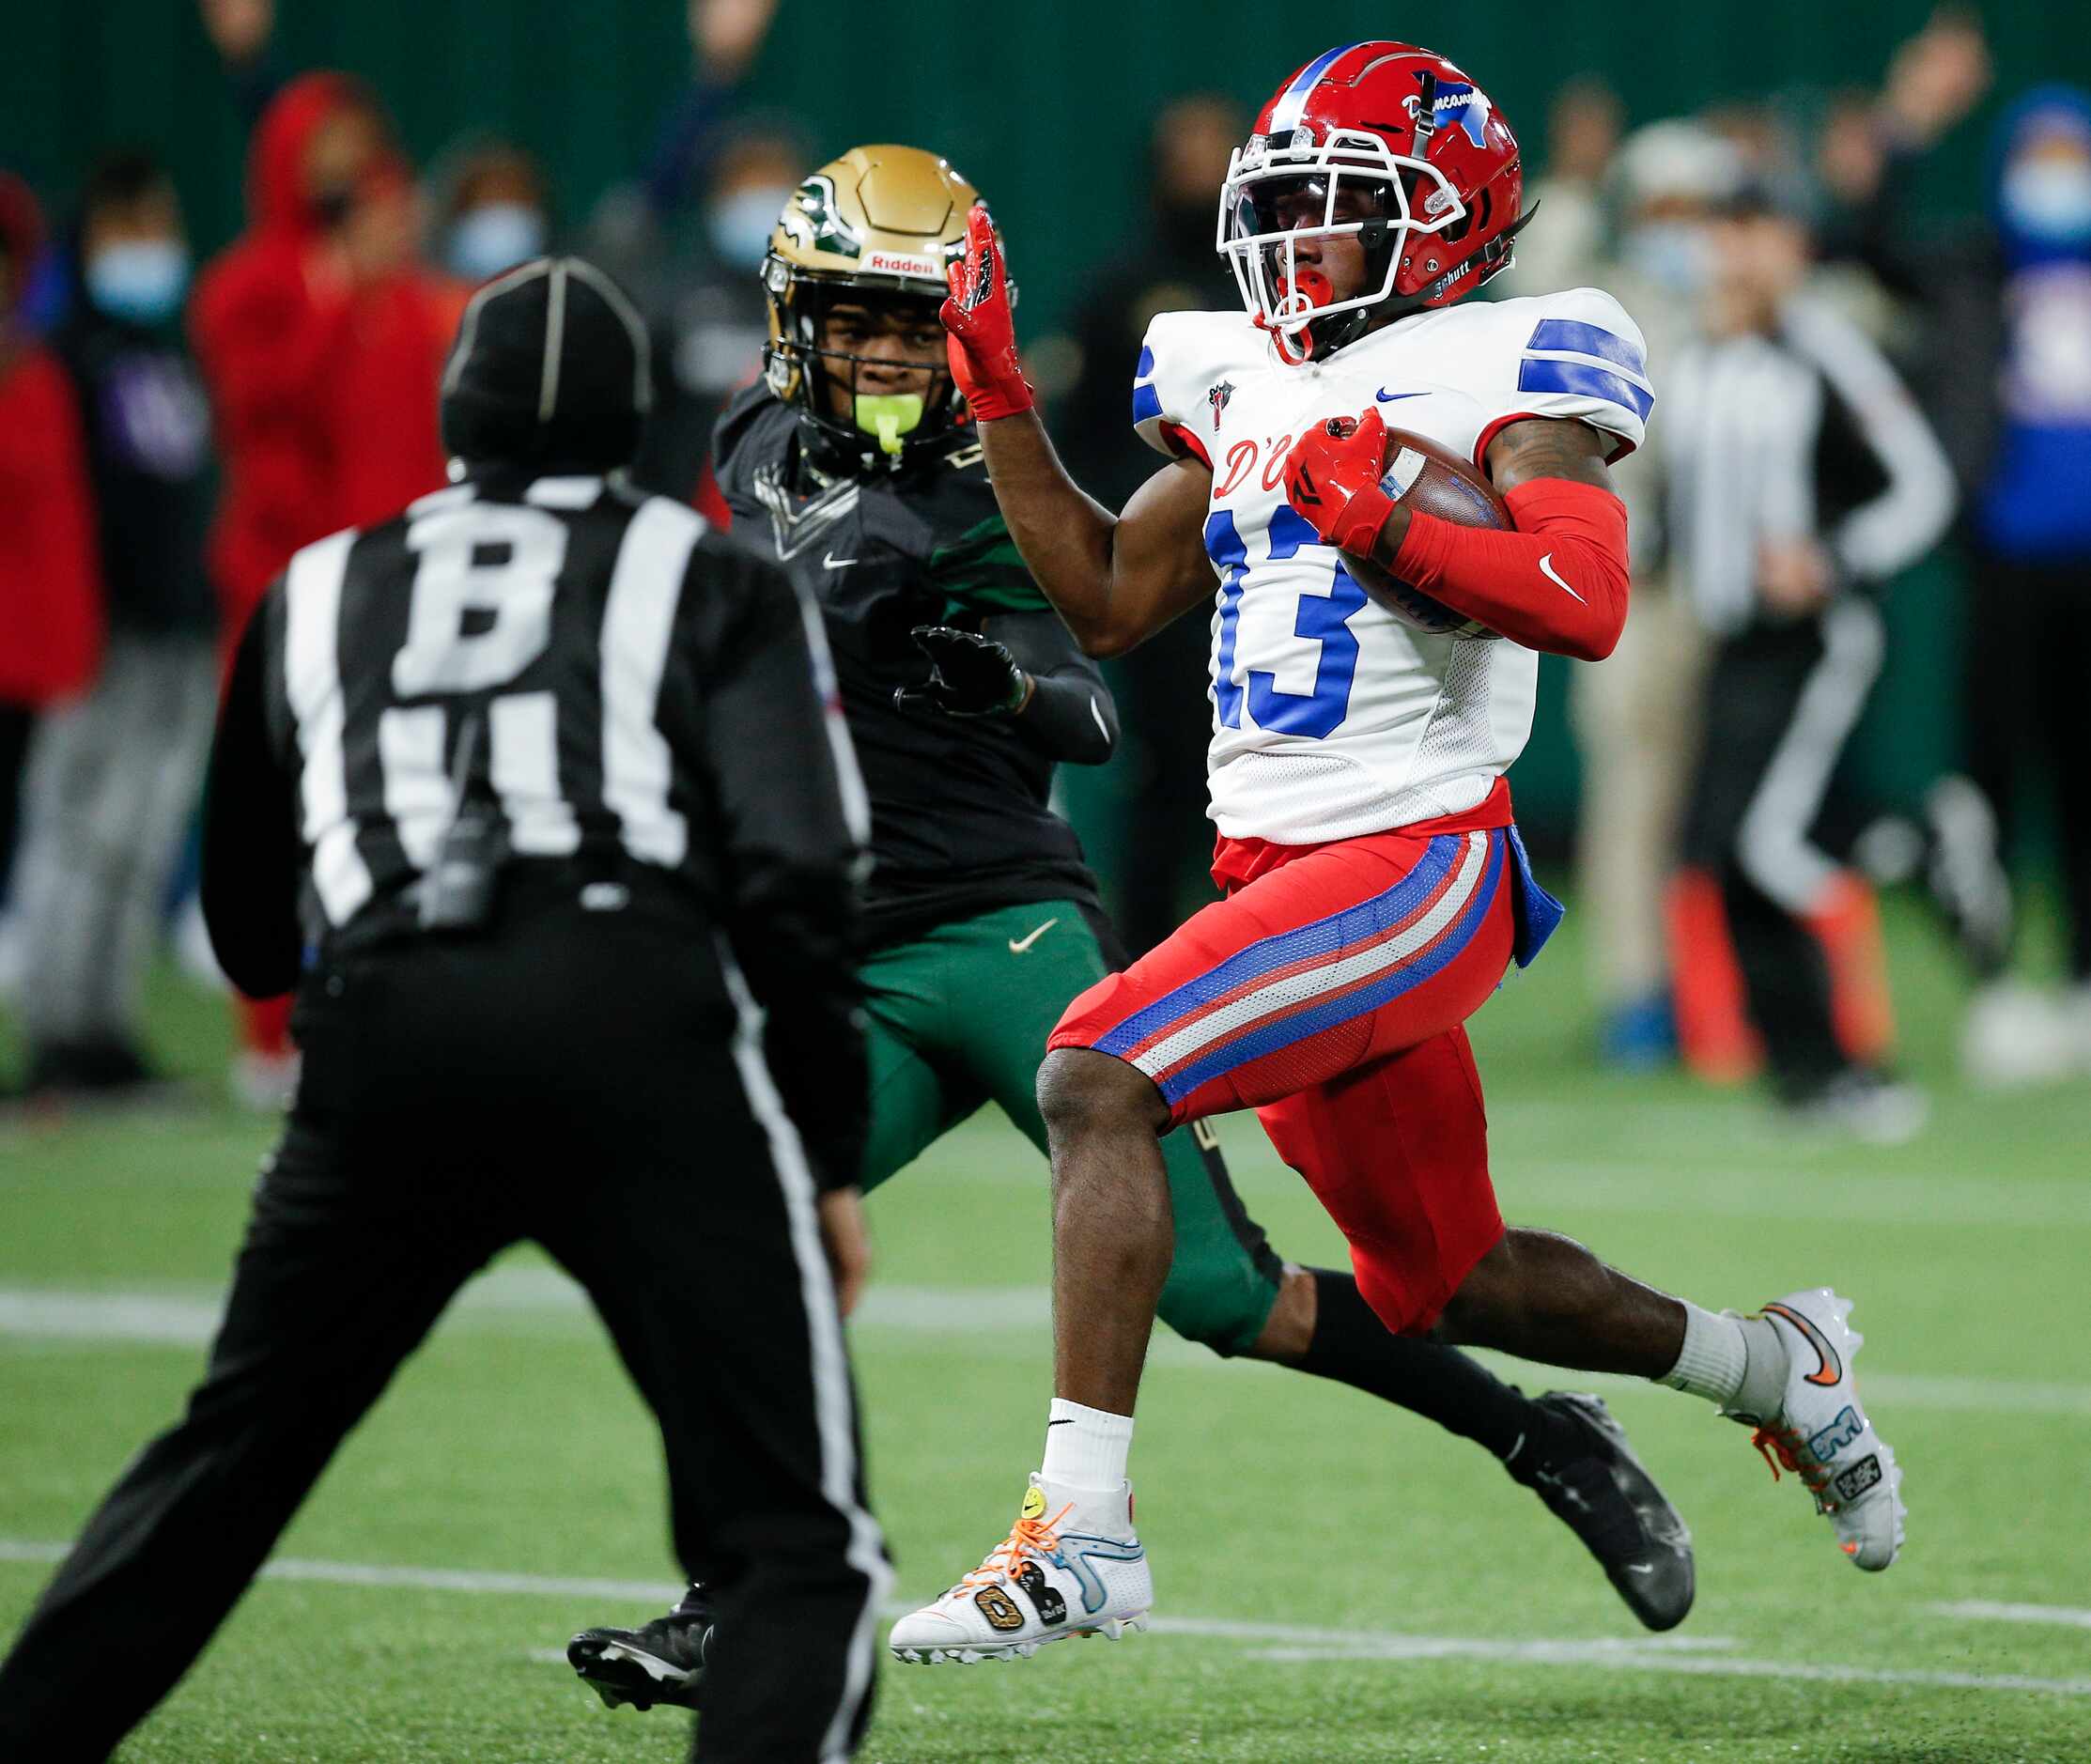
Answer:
[
  {"left": 1516, "top": 357, "right": 1653, "bottom": 423},
  {"left": 1526, "top": 317, "right": 1645, "bottom": 377},
  {"left": 1136, "top": 344, "right": 1154, "bottom": 379},
  {"left": 1132, "top": 380, "right": 1164, "bottom": 426}
]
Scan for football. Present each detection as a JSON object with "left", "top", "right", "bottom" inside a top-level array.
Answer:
[{"left": 1342, "top": 426, "right": 1510, "bottom": 638}]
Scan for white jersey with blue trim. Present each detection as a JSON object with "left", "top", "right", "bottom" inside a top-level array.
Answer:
[{"left": 1131, "top": 286, "right": 1650, "bottom": 845}]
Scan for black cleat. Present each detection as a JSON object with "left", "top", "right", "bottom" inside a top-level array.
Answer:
[
  {"left": 1515, "top": 1392, "right": 1696, "bottom": 1632},
  {"left": 567, "top": 1587, "right": 714, "bottom": 1712}
]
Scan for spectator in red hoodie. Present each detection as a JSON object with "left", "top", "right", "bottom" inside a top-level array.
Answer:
[
  {"left": 191, "top": 73, "right": 450, "bottom": 1106},
  {"left": 0, "top": 175, "right": 101, "bottom": 920}
]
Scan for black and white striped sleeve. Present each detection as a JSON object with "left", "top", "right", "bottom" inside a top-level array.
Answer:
[
  {"left": 1787, "top": 301, "right": 1957, "bottom": 582},
  {"left": 690, "top": 540, "right": 872, "bottom": 1189}
]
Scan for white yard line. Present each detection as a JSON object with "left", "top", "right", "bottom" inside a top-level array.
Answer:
[
  {"left": 5, "top": 1539, "right": 2082, "bottom": 1698},
  {"left": 1930, "top": 1601, "right": 2091, "bottom": 1631},
  {"left": 1248, "top": 1640, "right": 2091, "bottom": 1696},
  {"left": 0, "top": 1540, "right": 677, "bottom": 1603},
  {"left": 8, "top": 1280, "right": 2091, "bottom": 1416}
]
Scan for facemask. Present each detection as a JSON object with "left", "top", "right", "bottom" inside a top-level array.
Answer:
[
  {"left": 85, "top": 240, "right": 191, "bottom": 327},
  {"left": 2002, "top": 159, "right": 2091, "bottom": 245},
  {"left": 310, "top": 180, "right": 357, "bottom": 229},
  {"left": 446, "top": 202, "right": 547, "bottom": 282},
  {"left": 854, "top": 392, "right": 923, "bottom": 456},
  {"left": 708, "top": 186, "right": 791, "bottom": 271},
  {"left": 1624, "top": 221, "right": 1712, "bottom": 295}
]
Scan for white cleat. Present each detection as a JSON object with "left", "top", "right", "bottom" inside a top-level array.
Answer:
[
  {"left": 888, "top": 1475, "right": 1152, "bottom": 1664},
  {"left": 1733, "top": 1288, "right": 1905, "bottom": 1571}
]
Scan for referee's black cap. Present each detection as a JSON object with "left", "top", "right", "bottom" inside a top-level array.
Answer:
[{"left": 439, "top": 255, "right": 654, "bottom": 472}]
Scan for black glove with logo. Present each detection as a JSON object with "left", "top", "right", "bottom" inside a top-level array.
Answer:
[{"left": 892, "top": 625, "right": 1030, "bottom": 719}]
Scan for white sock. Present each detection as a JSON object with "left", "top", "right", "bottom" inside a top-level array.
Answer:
[
  {"left": 1659, "top": 1302, "right": 1750, "bottom": 1406},
  {"left": 1040, "top": 1398, "right": 1133, "bottom": 1493}
]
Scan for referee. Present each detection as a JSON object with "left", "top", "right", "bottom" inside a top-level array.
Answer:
[
  {"left": 0, "top": 258, "right": 890, "bottom": 1764},
  {"left": 1668, "top": 197, "right": 1956, "bottom": 1130}
]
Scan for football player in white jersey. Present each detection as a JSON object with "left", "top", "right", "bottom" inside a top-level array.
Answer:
[{"left": 889, "top": 42, "right": 1905, "bottom": 1665}]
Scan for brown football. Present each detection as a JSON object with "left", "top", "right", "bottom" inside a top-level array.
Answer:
[{"left": 1344, "top": 426, "right": 1510, "bottom": 639}]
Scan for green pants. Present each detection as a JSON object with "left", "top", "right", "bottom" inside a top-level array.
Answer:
[{"left": 860, "top": 899, "right": 1283, "bottom": 1355}]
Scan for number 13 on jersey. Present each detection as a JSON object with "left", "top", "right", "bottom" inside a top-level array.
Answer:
[{"left": 1204, "top": 503, "right": 1366, "bottom": 739}]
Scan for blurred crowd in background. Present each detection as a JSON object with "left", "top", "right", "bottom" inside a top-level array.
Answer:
[{"left": 2, "top": 2, "right": 2088, "bottom": 1135}]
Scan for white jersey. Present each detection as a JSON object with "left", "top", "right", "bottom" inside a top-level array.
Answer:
[{"left": 1133, "top": 287, "right": 1650, "bottom": 844}]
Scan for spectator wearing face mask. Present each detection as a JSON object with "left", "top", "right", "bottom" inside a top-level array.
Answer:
[
  {"left": 627, "top": 128, "right": 799, "bottom": 503},
  {"left": 12, "top": 151, "right": 218, "bottom": 1100},
  {"left": 575, "top": 0, "right": 788, "bottom": 504},
  {"left": 435, "top": 139, "right": 551, "bottom": 286},
  {"left": 1840, "top": 16, "right": 2091, "bottom": 1081},
  {"left": 190, "top": 73, "right": 450, "bottom": 1107},
  {"left": 0, "top": 176, "right": 101, "bottom": 959}
]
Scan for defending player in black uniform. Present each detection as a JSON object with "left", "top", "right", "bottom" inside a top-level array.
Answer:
[
  {"left": 0, "top": 259, "right": 889, "bottom": 1764},
  {"left": 565, "top": 146, "right": 1693, "bottom": 1715}
]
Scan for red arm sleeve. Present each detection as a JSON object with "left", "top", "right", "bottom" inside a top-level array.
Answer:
[{"left": 1386, "top": 478, "right": 1631, "bottom": 662}]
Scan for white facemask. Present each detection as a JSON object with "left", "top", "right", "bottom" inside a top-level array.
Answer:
[
  {"left": 708, "top": 186, "right": 792, "bottom": 271},
  {"left": 2002, "top": 159, "right": 2091, "bottom": 245},
  {"left": 1624, "top": 221, "right": 1712, "bottom": 295},
  {"left": 446, "top": 203, "right": 548, "bottom": 282},
  {"left": 86, "top": 239, "right": 191, "bottom": 326}
]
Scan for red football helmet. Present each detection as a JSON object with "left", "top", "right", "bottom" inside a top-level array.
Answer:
[{"left": 1217, "top": 41, "right": 1527, "bottom": 362}]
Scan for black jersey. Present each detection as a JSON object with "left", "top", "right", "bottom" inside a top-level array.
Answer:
[
  {"left": 199, "top": 467, "right": 869, "bottom": 1181},
  {"left": 711, "top": 385, "right": 1116, "bottom": 951}
]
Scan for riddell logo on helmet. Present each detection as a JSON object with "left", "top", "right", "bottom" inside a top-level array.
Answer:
[{"left": 866, "top": 251, "right": 941, "bottom": 277}]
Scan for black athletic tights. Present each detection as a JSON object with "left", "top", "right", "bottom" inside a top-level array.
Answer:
[{"left": 0, "top": 897, "right": 888, "bottom": 1763}]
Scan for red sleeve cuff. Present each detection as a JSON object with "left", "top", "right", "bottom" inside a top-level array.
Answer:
[{"left": 1157, "top": 419, "right": 1211, "bottom": 468}]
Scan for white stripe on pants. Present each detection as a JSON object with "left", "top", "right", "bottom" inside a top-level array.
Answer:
[{"left": 719, "top": 942, "right": 891, "bottom": 1762}]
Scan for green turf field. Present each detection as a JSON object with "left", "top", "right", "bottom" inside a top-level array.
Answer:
[{"left": 3, "top": 896, "right": 2089, "bottom": 1762}]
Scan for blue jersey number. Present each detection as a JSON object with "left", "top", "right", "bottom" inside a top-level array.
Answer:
[{"left": 1203, "top": 505, "right": 1365, "bottom": 739}]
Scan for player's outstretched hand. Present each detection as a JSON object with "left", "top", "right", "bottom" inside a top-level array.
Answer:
[
  {"left": 940, "top": 203, "right": 1033, "bottom": 422},
  {"left": 893, "top": 625, "right": 1030, "bottom": 719},
  {"left": 1282, "top": 407, "right": 1400, "bottom": 560}
]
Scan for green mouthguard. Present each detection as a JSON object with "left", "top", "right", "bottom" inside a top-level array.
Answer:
[{"left": 855, "top": 393, "right": 924, "bottom": 456}]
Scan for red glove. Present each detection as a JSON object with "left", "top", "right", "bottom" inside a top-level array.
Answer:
[
  {"left": 940, "top": 203, "right": 1033, "bottom": 422},
  {"left": 1282, "top": 406, "right": 1396, "bottom": 557}
]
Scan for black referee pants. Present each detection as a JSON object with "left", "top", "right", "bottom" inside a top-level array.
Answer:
[
  {"left": 1684, "top": 600, "right": 1884, "bottom": 1095},
  {"left": 0, "top": 899, "right": 888, "bottom": 1763}
]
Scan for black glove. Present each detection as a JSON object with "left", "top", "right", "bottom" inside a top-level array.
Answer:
[{"left": 892, "top": 625, "right": 1030, "bottom": 719}]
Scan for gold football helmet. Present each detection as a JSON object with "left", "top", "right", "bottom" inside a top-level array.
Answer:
[{"left": 762, "top": 144, "right": 987, "bottom": 472}]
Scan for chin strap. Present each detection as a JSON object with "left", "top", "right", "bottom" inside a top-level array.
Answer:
[{"left": 1411, "top": 201, "right": 1541, "bottom": 308}]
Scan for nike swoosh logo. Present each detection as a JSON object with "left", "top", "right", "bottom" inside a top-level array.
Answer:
[
  {"left": 1374, "top": 389, "right": 1428, "bottom": 403},
  {"left": 823, "top": 551, "right": 856, "bottom": 569},
  {"left": 1762, "top": 1302, "right": 1844, "bottom": 1387},
  {"left": 1539, "top": 552, "right": 1587, "bottom": 604},
  {"left": 1008, "top": 917, "right": 1059, "bottom": 954}
]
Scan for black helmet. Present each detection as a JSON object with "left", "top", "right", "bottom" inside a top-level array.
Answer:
[{"left": 440, "top": 255, "right": 653, "bottom": 472}]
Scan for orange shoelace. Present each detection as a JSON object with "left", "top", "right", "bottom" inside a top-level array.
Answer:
[
  {"left": 1751, "top": 1424, "right": 1835, "bottom": 1508},
  {"left": 955, "top": 1502, "right": 1073, "bottom": 1593}
]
